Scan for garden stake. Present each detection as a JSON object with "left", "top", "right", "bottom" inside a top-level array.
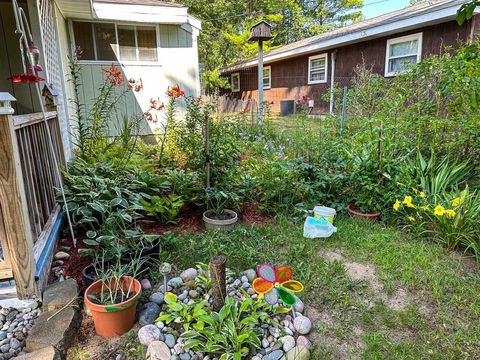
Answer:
[{"left": 159, "top": 262, "right": 171, "bottom": 293}]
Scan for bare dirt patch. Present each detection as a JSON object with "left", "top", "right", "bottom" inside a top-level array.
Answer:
[
  {"left": 66, "top": 313, "right": 124, "bottom": 360},
  {"left": 318, "top": 249, "right": 410, "bottom": 311},
  {"left": 305, "top": 304, "right": 365, "bottom": 359}
]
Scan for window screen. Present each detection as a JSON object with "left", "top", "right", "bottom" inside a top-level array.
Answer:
[{"left": 72, "top": 21, "right": 158, "bottom": 62}]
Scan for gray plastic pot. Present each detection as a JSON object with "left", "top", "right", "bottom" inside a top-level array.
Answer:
[{"left": 203, "top": 209, "right": 238, "bottom": 231}]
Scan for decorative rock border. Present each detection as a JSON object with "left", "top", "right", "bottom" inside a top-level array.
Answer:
[
  {"left": 0, "top": 303, "right": 40, "bottom": 359},
  {"left": 137, "top": 267, "right": 313, "bottom": 360},
  {"left": 16, "top": 279, "right": 80, "bottom": 359}
]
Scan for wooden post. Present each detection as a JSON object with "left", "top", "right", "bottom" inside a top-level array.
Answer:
[
  {"left": 209, "top": 255, "right": 226, "bottom": 312},
  {"left": 0, "top": 100, "right": 37, "bottom": 299}
]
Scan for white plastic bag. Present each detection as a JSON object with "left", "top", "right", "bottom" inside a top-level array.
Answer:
[{"left": 303, "top": 216, "right": 337, "bottom": 238}]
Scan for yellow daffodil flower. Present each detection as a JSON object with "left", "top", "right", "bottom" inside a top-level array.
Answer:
[
  {"left": 445, "top": 209, "right": 456, "bottom": 218},
  {"left": 420, "top": 205, "right": 429, "bottom": 211},
  {"left": 408, "top": 216, "right": 416, "bottom": 222},
  {"left": 393, "top": 199, "right": 401, "bottom": 211},
  {"left": 420, "top": 192, "right": 426, "bottom": 199},
  {"left": 452, "top": 198, "right": 462, "bottom": 207},
  {"left": 434, "top": 205, "right": 445, "bottom": 216}
]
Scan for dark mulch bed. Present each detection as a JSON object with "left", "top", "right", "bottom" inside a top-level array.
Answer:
[
  {"left": 240, "top": 203, "right": 274, "bottom": 225},
  {"left": 57, "top": 203, "right": 272, "bottom": 288}
]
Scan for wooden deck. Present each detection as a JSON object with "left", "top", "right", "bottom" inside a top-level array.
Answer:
[{"left": 0, "top": 107, "right": 66, "bottom": 300}]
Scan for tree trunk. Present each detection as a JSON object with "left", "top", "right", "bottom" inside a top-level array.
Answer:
[{"left": 209, "top": 255, "right": 226, "bottom": 312}]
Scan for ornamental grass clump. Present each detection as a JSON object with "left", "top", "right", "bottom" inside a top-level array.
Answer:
[{"left": 393, "top": 186, "right": 480, "bottom": 258}]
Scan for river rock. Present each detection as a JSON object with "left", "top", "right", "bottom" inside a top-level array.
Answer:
[
  {"left": 293, "top": 316, "right": 312, "bottom": 335},
  {"left": 168, "top": 277, "right": 183, "bottom": 289},
  {"left": 242, "top": 269, "right": 257, "bottom": 282},
  {"left": 281, "top": 335, "right": 295, "bottom": 352},
  {"left": 138, "top": 325, "right": 161, "bottom": 346},
  {"left": 54, "top": 251, "right": 70, "bottom": 260},
  {"left": 146, "top": 340, "right": 170, "bottom": 360},
  {"left": 164, "top": 333, "right": 175, "bottom": 348},
  {"left": 141, "top": 279, "right": 152, "bottom": 290},
  {"left": 180, "top": 268, "right": 197, "bottom": 282},
  {"left": 139, "top": 303, "right": 161, "bottom": 326},
  {"left": 296, "top": 336, "right": 312, "bottom": 350},
  {"left": 282, "top": 346, "right": 310, "bottom": 360},
  {"left": 149, "top": 292, "right": 165, "bottom": 305},
  {"left": 264, "top": 350, "right": 284, "bottom": 360},
  {"left": 294, "top": 297, "right": 304, "bottom": 313}
]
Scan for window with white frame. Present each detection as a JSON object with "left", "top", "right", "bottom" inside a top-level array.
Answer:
[
  {"left": 72, "top": 21, "right": 158, "bottom": 62},
  {"left": 385, "top": 33, "right": 422, "bottom": 76},
  {"left": 231, "top": 73, "right": 240, "bottom": 92},
  {"left": 308, "top": 54, "right": 328, "bottom": 84},
  {"left": 263, "top": 66, "right": 271, "bottom": 89}
]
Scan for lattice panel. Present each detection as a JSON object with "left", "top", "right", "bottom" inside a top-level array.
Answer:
[{"left": 36, "top": 0, "right": 71, "bottom": 156}]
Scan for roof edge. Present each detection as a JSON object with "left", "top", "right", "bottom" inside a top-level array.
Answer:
[{"left": 222, "top": 0, "right": 471, "bottom": 73}]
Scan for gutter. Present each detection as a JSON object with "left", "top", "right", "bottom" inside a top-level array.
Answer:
[{"left": 329, "top": 50, "right": 337, "bottom": 114}]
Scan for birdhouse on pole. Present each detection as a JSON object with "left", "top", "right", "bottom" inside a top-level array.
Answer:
[
  {"left": 248, "top": 21, "right": 273, "bottom": 42},
  {"left": 248, "top": 21, "right": 272, "bottom": 126}
]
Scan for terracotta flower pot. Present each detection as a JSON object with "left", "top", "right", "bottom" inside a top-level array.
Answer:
[
  {"left": 84, "top": 276, "right": 141, "bottom": 337},
  {"left": 347, "top": 204, "right": 381, "bottom": 221}
]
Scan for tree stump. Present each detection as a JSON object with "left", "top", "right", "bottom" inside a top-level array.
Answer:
[{"left": 209, "top": 255, "right": 226, "bottom": 312}]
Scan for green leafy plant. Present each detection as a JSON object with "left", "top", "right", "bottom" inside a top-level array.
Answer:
[
  {"left": 393, "top": 186, "right": 480, "bottom": 254},
  {"left": 61, "top": 159, "right": 143, "bottom": 230},
  {"left": 403, "top": 152, "right": 470, "bottom": 195},
  {"left": 156, "top": 293, "right": 208, "bottom": 331},
  {"left": 204, "top": 187, "right": 239, "bottom": 217},
  {"left": 88, "top": 249, "right": 147, "bottom": 306},
  {"left": 140, "top": 194, "right": 184, "bottom": 224},
  {"left": 80, "top": 227, "right": 160, "bottom": 261},
  {"left": 457, "top": 0, "right": 479, "bottom": 25},
  {"left": 180, "top": 295, "right": 282, "bottom": 359},
  {"left": 195, "top": 262, "right": 212, "bottom": 292}
]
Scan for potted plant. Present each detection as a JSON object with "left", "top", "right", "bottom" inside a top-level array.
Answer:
[
  {"left": 84, "top": 251, "right": 146, "bottom": 337},
  {"left": 202, "top": 187, "right": 239, "bottom": 230},
  {"left": 81, "top": 228, "right": 160, "bottom": 287}
]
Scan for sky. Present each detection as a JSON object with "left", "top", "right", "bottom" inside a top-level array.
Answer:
[{"left": 362, "top": 0, "right": 411, "bottom": 19}]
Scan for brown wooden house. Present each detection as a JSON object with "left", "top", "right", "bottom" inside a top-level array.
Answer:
[{"left": 221, "top": 0, "right": 480, "bottom": 114}]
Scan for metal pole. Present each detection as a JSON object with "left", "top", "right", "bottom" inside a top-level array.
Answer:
[
  {"left": 205, "top": 112, "right": 210, "bottom": 189},
  {"left": 257, "top": 40, "right": 263, "bottom": 126},
  {"left": 340, "top": 86, "right": 348, "bottom": 137},
  {"left": 329, "top": 51, "right": 337, "bottom": 114}
]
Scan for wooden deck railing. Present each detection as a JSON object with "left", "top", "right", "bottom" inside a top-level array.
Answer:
[{"left": 0, "top": 106, "right": 65, "bottom": 299}]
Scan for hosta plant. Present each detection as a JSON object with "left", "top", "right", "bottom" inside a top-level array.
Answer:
[
  {"left": 140, "top": 194, "right": 184, "bottom": 224},
  {"left": 156, "top": 293, "right": 208, "bottom": 331},
  {"left": 180, "top": 295, "right": 283, "bottom": 359}
]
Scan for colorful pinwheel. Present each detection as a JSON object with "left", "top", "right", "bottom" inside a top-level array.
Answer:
[{"left": 252, "top": 264, "right": 304, "bottom": 306}]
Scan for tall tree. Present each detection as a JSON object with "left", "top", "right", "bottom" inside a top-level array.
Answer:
[{"left": 177, "top": 0, "right": 364, "bottom": 93}]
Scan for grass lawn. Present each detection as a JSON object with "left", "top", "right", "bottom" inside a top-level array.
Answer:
[{"left": 168, "top": 217, "right": 480, "bottom": 359}]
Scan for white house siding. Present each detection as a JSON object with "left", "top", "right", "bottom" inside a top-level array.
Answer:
[
  {"left": 53, "top": 3, "right": 73, "bottom": 159},
  {"left": 74, "top": 24, "right": 200, "bottom": 136}
]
